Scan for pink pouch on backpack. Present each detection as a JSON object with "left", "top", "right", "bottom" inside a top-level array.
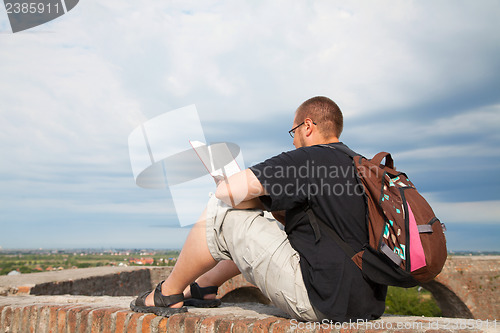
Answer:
[{"left": 408, "top": 204, "right": 426, "bottom": 271}]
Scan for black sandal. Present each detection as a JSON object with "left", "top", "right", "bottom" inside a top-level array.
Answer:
[
  {"left": 183, "top": 282, "right": 221, "bottom": 308},
  {"left": 130, "top": 280, "right": 187, "bottom": 316}
]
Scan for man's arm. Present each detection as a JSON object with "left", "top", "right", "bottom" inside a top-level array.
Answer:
[
  {"left": 215, "top": 169, "right": 266, "bottom": 208},
  {"left": 215, "top": 169, "right": 286, "bottom": 224}
]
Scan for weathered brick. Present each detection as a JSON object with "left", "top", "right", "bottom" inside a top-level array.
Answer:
[
  {"left": 113, "top": 310, "right": 130, "bottom": 333},
  {"left": 125, "top": 312, "right": 144, "bottom": 332},
  {"left": 27, "top": 305, "right": 41, "bottom": 333},
  {"left": 11, "top": 306, "right": 23, "bottom": 333},
  {"left": 268, "top": 318, "right": 295, "bottom": 333},
  {"left": 46, "top": 305, "right": 60, "bottom": 333},
  {"left": 166, "top": 313, "right": 186, "bottom": 332},
  {"left": 35, "top": 305, "right": 50, "bottom": 333},
  {"left": 218, "top": 274, "right": 255, "bottom": 299},
  {"left": 56, "top": 305, "right": 82, "bottom": 332},
  {"left": 0, "top": 305, "right": 5, "bottom": 330},
  {"left": 0, "top": 305, "right": 12, "bottom": 332},
  {"left": 90, "top": 307, "right": 119, "bottom": 333},
  {"left": 337, "top": 327, "right": 360, "bottom": 333},
  {"left": 140, "top": 313, "right": 157, "bottom": 333},
  {"left": 156, "top": 316, "right": 169, "bottom": 332},
  {"left": 57, "top": 306, "right": 71, "bottom": 333},
  {"left": 101, "top": 307, "right": 124, "bottom": 333},
  {"left": 0, "top": 305, "right": 4, "bottom": 325},
  {"left": 148, "top": 315, "right": 165, "bottom": 333},
  {"left": 67, "top": 306, "right": 81, "bottom": 333},
  {"left": 1, "top": 306, "right": 13, "bottom": 332},
  {"left": 65, "top": 305, "right": 91, "bottom": 333},
  {"left": 89, "top": 309, "right": 101, "bottom": 333},
  {"left": 251, "top": 317, "right": 279, "bottom": 332},
  {"left": 184, "top": 314, "right": 203, "bottom": 332},
  {"left": 135, "top": 312, "right": 148, "bottom": 332},
  {"left": 17, "top": 285, "right": 32, "bottom": 294},
  {"left": 198, "top": 315, "right": 225, "bottom": 332},
  {"left": 215, "top": 318, "right": 233, "bottom": 333},
  {"left": 232, "top": 318, "right": 255, "bottom": 333},
  {"left": 77, "top": 306, "right": 96, "bottom": 333},
  {"left": 20, "top": 305, "right": 31, "bottom": 332},
  {"left": 35, "top": 305, "right": 57, "bottom": 333}
]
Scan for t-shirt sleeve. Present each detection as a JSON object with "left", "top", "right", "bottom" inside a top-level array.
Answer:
[{"left": 249, "top": 148, "right": 310, "bottom": 211}]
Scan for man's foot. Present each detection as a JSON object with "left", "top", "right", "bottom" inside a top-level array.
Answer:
[
  {"left": 130, "top": 281, "right": 187, "bottom": 317},
  {"left": 184, "top": 282, "right": 222, "bottom": 308}
]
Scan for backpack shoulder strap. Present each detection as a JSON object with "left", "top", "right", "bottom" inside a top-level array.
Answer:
[
  {"left": 321, "top": 143, "right": 363, "bottom": 161},
  {"left": 304, "top": 206, "right": 356, "bottom": 259},
  {"left": 323, "top": 144, "right": 395, "bottom": 169}
]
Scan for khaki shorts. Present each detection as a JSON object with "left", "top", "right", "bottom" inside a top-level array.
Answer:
[{"left": 205, "top": 195, "right": 319, "bottom": 321}]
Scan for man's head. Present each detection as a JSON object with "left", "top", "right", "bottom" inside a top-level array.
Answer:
[{"left": 291, "top": 96, "right": 343, "bottom": 148}]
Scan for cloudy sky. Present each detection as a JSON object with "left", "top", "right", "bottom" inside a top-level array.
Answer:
[{"left": 1, "top": 1, "right": 499, "bottom": 251}]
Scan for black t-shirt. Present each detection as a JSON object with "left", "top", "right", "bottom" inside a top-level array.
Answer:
[{"left": 250, "top": 142, "right": 387, "bottom": 322}]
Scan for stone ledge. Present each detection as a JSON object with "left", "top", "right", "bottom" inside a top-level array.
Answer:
[
  {"left": 0, "top": 266, "right": 164, "bottom": 296},
  {"left": 1, "top": 295, "right": 497, "bottom": 332},
  {"left": 0, "top": 266, "right": 255, "bottom": 302}
]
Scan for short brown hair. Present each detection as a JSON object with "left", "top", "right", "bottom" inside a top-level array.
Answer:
[{"left": 295, "top": 96, "right": 343, "bottom": 138}]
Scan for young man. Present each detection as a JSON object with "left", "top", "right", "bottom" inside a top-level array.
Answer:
[{"left": 131, "top": 96, "right": 387, "bottom": 322}]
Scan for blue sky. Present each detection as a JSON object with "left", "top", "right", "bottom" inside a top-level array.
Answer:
[{"left": 1, "top": 1, "right": 499, "bottom": 251}]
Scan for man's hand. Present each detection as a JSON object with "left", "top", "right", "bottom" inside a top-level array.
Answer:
[{"left": 213, "top": 175, "right": 225, "bottom": 186}]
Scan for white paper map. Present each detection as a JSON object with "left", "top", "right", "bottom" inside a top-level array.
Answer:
[
  {"left": 128, "top": 105, "right": 245, "bottom": 226},
  {"left": 190, "top": 140, "right": 242, "bottom": 184}
]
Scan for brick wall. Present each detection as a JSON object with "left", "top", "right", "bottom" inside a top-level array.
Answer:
[
  {"left": 29, "top": 269, "right": 152, "bottom": 297},
  {"left": 1, "top": 299, "right": 496, "bottom": 332},
  {"left": 0, "top": 304, "right": 295, "bottom": 332},
  {"left": 421, "top": 256, "right": 500, "bottom": 320}
]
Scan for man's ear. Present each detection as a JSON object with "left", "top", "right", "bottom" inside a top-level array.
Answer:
[{"left": 304, "top": 118, "right": 314, "bottom": 136}]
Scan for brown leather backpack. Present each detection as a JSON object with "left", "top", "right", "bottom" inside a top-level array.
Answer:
[{"left": 307, "top": 146, "right": 448, "bottom": 287}]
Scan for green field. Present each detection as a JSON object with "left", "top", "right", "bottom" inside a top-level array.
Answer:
[
  {"left": 385, "top": 286, "right": 442, "bottom": 317},
  {"left": 0, "top": 250, "right": 180, "bottom": 275}
]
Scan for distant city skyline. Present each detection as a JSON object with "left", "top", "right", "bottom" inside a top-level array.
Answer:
[{"left": 1, "top": 1, "right": 499, "bottom": 251}]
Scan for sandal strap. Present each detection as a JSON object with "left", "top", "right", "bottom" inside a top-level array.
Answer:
[
  {"left": 190, "top": 282, "right": 218, "bottom": 299},
  {"left": 153, "top": 281, "right": 184, "bottom": 307}
]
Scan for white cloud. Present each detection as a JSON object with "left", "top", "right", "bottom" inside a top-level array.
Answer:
[
  {"left": 1, "top": 197, "right": 175, "bottom": 215},
  {"left": 428, "top": 200, "right": 500, "bottom": 225},
  {"left": 29, "top": 2, "right": 446, "bottom": 118},
  {"left": 12, "top": 0, "right": 495, "bottom": 122},
  {"left": 0, "top": 35, "right": 144, "bottom": 165},
  {"left": 346, "top": 103, "right": 500, "bottom": 167},
  {"left": 424, "top": 105, "right": 500, "bottom": 138},
  {"left": 397, "top": 144, "right": 500, "bottom": 161}
]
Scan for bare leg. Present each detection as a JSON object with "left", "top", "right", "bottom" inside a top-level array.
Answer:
[
  {"left": 183, "top": 260, "right": 241, "bottom": 299},
  {"left": 145, "top": 208, "right": 217, "bottom": 307}
]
